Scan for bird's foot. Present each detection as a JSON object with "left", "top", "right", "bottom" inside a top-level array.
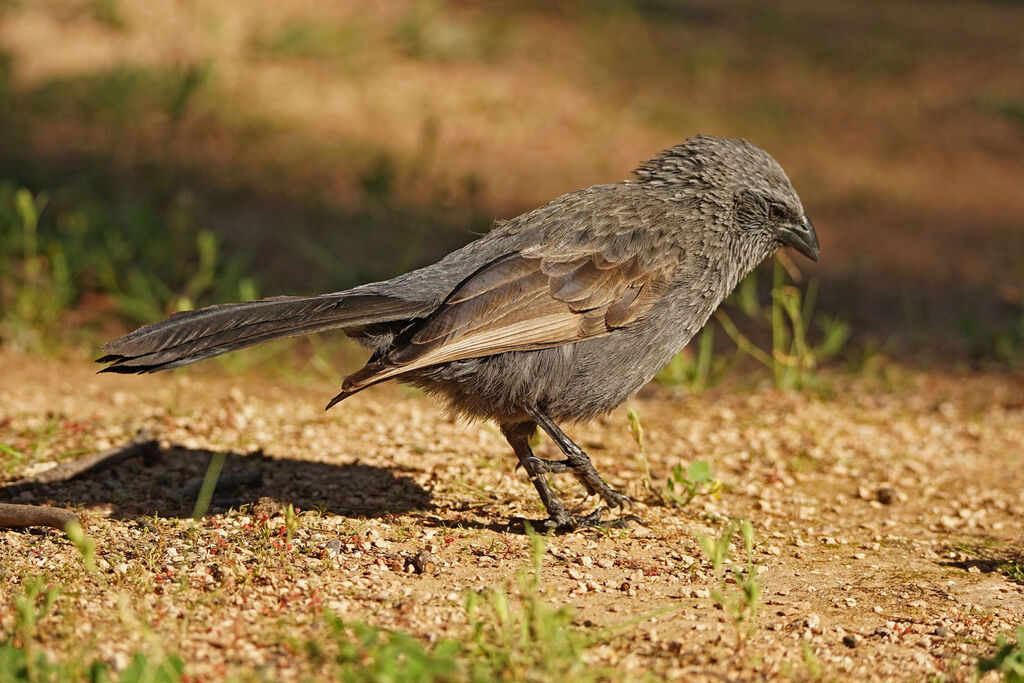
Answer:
[
  {"left": 520, "top": 456, "right": 571, "bottom": 474},
  {"left": 508, "top": 506, "right": 641, "bottom": 534},
  {"left": 522, "top": 456, "right": 633, "bottom": 510},
  {"left": 575, "top": 470, "right": 634, "bottom": 510}
]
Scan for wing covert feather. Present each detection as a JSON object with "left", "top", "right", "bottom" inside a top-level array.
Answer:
[{"left": 340, "top": 191, "right": 683, "bottom": 394}]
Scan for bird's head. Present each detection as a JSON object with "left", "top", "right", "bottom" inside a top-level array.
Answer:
[{"left": 635, "top": 135, "right": 820, "bottom": 262}]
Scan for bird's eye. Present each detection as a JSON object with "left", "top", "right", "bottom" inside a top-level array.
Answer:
[{"left": 767, "top": 203, "right": 787, "bottom": 222}]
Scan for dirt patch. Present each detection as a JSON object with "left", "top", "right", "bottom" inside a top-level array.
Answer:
[{"left": 1, "top": 350, "right": 1022, "bottom": 679}]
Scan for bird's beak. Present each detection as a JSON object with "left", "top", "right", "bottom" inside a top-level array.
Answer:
[{"left": 778, "top": 216, "right": 820, "bottom": 262}]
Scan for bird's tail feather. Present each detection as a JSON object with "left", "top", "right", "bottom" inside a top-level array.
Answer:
[{"left": 98, "top": 292, "right": 428, "bottom": 374}]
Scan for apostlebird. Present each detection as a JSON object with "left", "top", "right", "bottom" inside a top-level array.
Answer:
[{"left": 99, "top": 135, "right": 820, "bottom": 531}]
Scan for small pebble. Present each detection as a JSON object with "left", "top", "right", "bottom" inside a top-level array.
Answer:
[
  {"left": 842, "top": 634, "right": 858, "bottom": 648},
  {"left": 411, "top": 549, "right": 437, "bottom": 574},
  {"left": 877, "top": 487, "right": 896, "bottom": 505}
]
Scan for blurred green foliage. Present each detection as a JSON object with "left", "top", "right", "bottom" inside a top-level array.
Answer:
[
  {"left": 258, "top": 23, "right": 361, "bottom": 60},
  {"left": 0, "top": 183, "right": 256, "bottom": 351},
  {"left": 975, "top": 91, "right": 1024, "bottom": 131},
  {"left": 27, "top": 63, "right": 211, "bottom": 130},
  {"left": 978, "top": 624, "right": 1024, "bottom": 683},
  {"left": 1, "top": 575, "right": 184, "bottom": 683},
  {"left": 657, "top": 259, "right": 851, "bottom": 393}
]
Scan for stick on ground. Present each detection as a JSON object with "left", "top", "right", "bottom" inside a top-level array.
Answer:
[
  {"left": 0, "top": 503, "right": 79, "bottom": 530},
  {"left": 0, "top": 432, "right": 160, "bottom": 529}
]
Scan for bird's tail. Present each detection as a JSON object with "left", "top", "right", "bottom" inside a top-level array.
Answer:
[{"left": 98, "top": 292, "right": 429, "bottom": 374}]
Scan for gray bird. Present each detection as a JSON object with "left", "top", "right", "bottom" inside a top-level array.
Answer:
[{"left": 99, "top": 135, "right": 819, "bottom": 531}]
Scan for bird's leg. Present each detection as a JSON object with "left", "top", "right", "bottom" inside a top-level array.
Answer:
[
  {"left": 500, "top": 422, "right": 576, "bottom": 531},
  {"left": 524, "top": 407, "right": 634, "bottom": 511}
]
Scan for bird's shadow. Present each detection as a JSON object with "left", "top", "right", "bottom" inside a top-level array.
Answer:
[{"left": 0, "top": 443, "right": 433, "bottom": 521}]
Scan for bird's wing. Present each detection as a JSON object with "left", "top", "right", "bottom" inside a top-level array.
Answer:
[{"left": 336, "top": 224, "right": 678, "bottom": 398}]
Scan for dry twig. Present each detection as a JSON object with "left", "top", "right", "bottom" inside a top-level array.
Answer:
[
  {"left": 0, "top": 432, "right": 159, "bottom": 530},
  {"left": 0, "top": 502, "right": 79, "bottom": 530}
]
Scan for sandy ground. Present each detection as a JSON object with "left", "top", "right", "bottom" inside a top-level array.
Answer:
[{"left": 1, "top": 350, "right": 1023, "bottom": 680}]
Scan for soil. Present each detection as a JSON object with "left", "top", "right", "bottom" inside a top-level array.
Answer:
[{"left": 1, "top": 350, "right": 1022, "bottom": 680}]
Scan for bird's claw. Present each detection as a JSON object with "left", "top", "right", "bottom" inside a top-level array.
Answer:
[
  {"left": 507, "top": 507, "right": 641, "bottom": 534},
  {"left": 601, "top": 488, "right": 634, "bottom": 510}
]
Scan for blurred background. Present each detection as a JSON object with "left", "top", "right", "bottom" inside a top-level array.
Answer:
[{"left": 1, "top": 0, "right": 1022, "bottom": 379}]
